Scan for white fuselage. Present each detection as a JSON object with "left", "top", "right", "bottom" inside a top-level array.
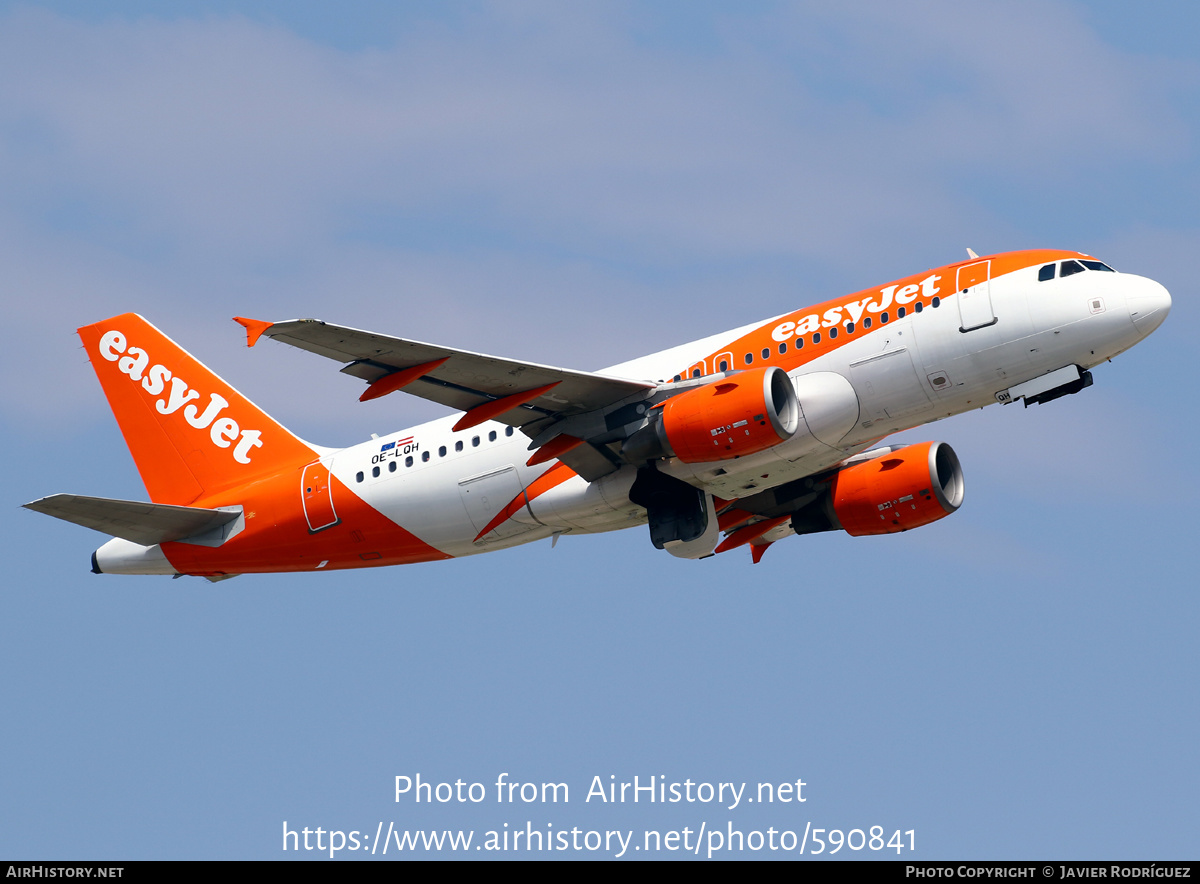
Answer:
[{"left": 330, "top": 261, "right": 1168, "bottom": 558}]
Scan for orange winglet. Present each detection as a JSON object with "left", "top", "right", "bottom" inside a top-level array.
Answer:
[
  {"left": 750, "top": 541, "right": 773, "bottom": 564},
  {"left": 233, "top": 316, "right": 275, "bottom": 348},
  {"left": 452, "top": 382, "right": 561, "bottom": 432},
  {"left": 714, "top": 514, "right": 791, "bottom": 554},
  {"left": 359, "top": 357, "right": 450, "bottom": 403},
  {"left": 526, "top": 434, "right": 584, "bottom": 467}
]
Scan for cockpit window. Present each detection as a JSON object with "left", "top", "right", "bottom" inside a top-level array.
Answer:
[{"left": 1039, "top": 259, "right": 1115, "bottom": 282}]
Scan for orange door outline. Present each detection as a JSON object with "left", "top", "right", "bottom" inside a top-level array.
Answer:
[
  {"left": 956, "top": 260, "right": 997, "bottom": 332},
  {"left": 301, "top": 460, "right": 340, "bottom": 533}
]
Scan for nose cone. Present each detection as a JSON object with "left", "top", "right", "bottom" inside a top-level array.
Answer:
[{"left": 1128, "top": 277, "right": 1172, "bottom": 336}]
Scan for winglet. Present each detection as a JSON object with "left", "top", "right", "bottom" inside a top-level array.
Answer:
[{"left": 233, "top": 317, "right": 274, "bottom": 348}]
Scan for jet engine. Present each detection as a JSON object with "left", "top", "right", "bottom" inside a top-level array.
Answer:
[
  {"left": 622, "top": 366, "right": 800, "bottom": 464},
  {"left": 827, "top": 441, "right": 964, "bottom": 535}
]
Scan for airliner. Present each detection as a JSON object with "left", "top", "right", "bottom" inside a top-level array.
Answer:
[{"left": 24, "top": 248, "right": 1171, "bottom": 578}]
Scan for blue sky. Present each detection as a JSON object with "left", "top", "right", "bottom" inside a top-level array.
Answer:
[{"left": 2, "top": 1, "right": 1197, "bottom": 859}]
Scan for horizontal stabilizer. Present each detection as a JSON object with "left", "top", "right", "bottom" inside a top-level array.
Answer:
[{"left": 24, "top": 494, "right": 242, "bottom": 547}]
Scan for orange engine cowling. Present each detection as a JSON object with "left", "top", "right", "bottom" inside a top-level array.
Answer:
[
  {"left": 658, "top": 366, "right": 800, "bottom": 463},
  {"left": 830, "top": 441, "right": 964, "bottom": 536}
]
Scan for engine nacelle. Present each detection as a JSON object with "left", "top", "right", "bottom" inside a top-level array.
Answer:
[
  {"left": 648, "top": 366, "right": 800, "bottom": 464},
  {"left": 829, "top": 441, "right": 964, "bottom": 536}
]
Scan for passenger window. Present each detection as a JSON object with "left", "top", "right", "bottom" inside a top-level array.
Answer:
[
  {"left": 881, "top": 312, "right": 889, "bottom": 323},
  {"left": 1038, "top": 264, "right": 1056, "bottom": 282},
  {"left": 405, "top": 455, "right": 413, "bottom": 467},
  {"left": 472, "top": 436, "right": 480, "bottom": 447},
  {"left": 439, "top": 445, "right": 447, "bottom": 457},
  {"left": 455, "top": 441, "right": 463, "bottom": 452},
  {"left": 388, "top": 461, "right": 396, "bottom": 472},
  {"left": 914, "top": 302, "right": 923, "bottom": 313},
  {"left": 932, "top": 296, "right": 940, "bottom": 308},
  {"left": 863, "top": 317, "right": 872, "bottom": 329},
  {"left": 761, "top": 348, "right": 770, "bottom": 360},
  {"left": 897, "top": 306, "right": 906, "bottom": 318},
  {"left": 505, "top": 426, "right": 514, "bottom": 436},
  {"left": 828, "top": 327, "right": 838, "bottom": 340},
  {"left": 812, "top": 333, "right": 821, "bottom": 344},
  {"left": 720, "top": 359, "right": 730, "bottom": 371},
  {"left": 488, "top": 430, "right": 497, "bottom": 442},
  {"left": 1060, "top": 260, "right": 1084, "bottom": 278},
  {"left": 778, "top": 342, "right": 787, "bottom": 354},
  {"left": 846, "top": 322, "right": 855, "bottom": 333},
  {"left": 356, "top": 471, "right": 364, "bottom": 483},
  {"left": 422, "top": 451, "right": 430, "bottom": 462},
  {"left": 372, "top": 466, "right": 380, "bottom": 478}
]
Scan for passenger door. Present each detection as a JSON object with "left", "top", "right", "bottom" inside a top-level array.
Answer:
[{"left": 956, "top": 260, "right": 997, "bottom": 332}]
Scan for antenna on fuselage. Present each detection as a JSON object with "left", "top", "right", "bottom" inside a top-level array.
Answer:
[{"left": 966, "top": 248, "right": 979, "bottom": 259}]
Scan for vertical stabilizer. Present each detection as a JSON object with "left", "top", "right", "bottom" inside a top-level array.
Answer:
[{"left": 78, "top": 313, "right": 316, "bottom": 505}]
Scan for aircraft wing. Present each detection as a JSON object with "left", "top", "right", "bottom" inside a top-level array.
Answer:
[
  {"left": 246, "top": 318, "right": 659, "bottom": 479},
  {"left": 256, "top": 318, "right": 654, "bottom": 419},
  {"left": 23, "top": 494, "right": 242, "bottom": 547}
]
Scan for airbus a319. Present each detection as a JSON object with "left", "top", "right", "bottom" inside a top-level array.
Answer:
[{"left": 24, "top": 249, "right": 1171, "bottom": 578}]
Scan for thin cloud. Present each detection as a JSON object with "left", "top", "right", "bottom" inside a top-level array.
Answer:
[{"left": 0, "top": 2, "right": 1191, "bottom": 433}]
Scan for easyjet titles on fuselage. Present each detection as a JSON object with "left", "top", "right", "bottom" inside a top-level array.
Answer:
[{"left": 770, "top": 274, "right": 942, "bottom": 343}]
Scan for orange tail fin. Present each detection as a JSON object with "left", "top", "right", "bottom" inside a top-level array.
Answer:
[{"left": 79, "top": 313, "right": 317, "bottom": 505}]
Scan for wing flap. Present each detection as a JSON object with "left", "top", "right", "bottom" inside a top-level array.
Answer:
[{"left": 24, "top": 494, "right": 242, "bottom": 547}]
